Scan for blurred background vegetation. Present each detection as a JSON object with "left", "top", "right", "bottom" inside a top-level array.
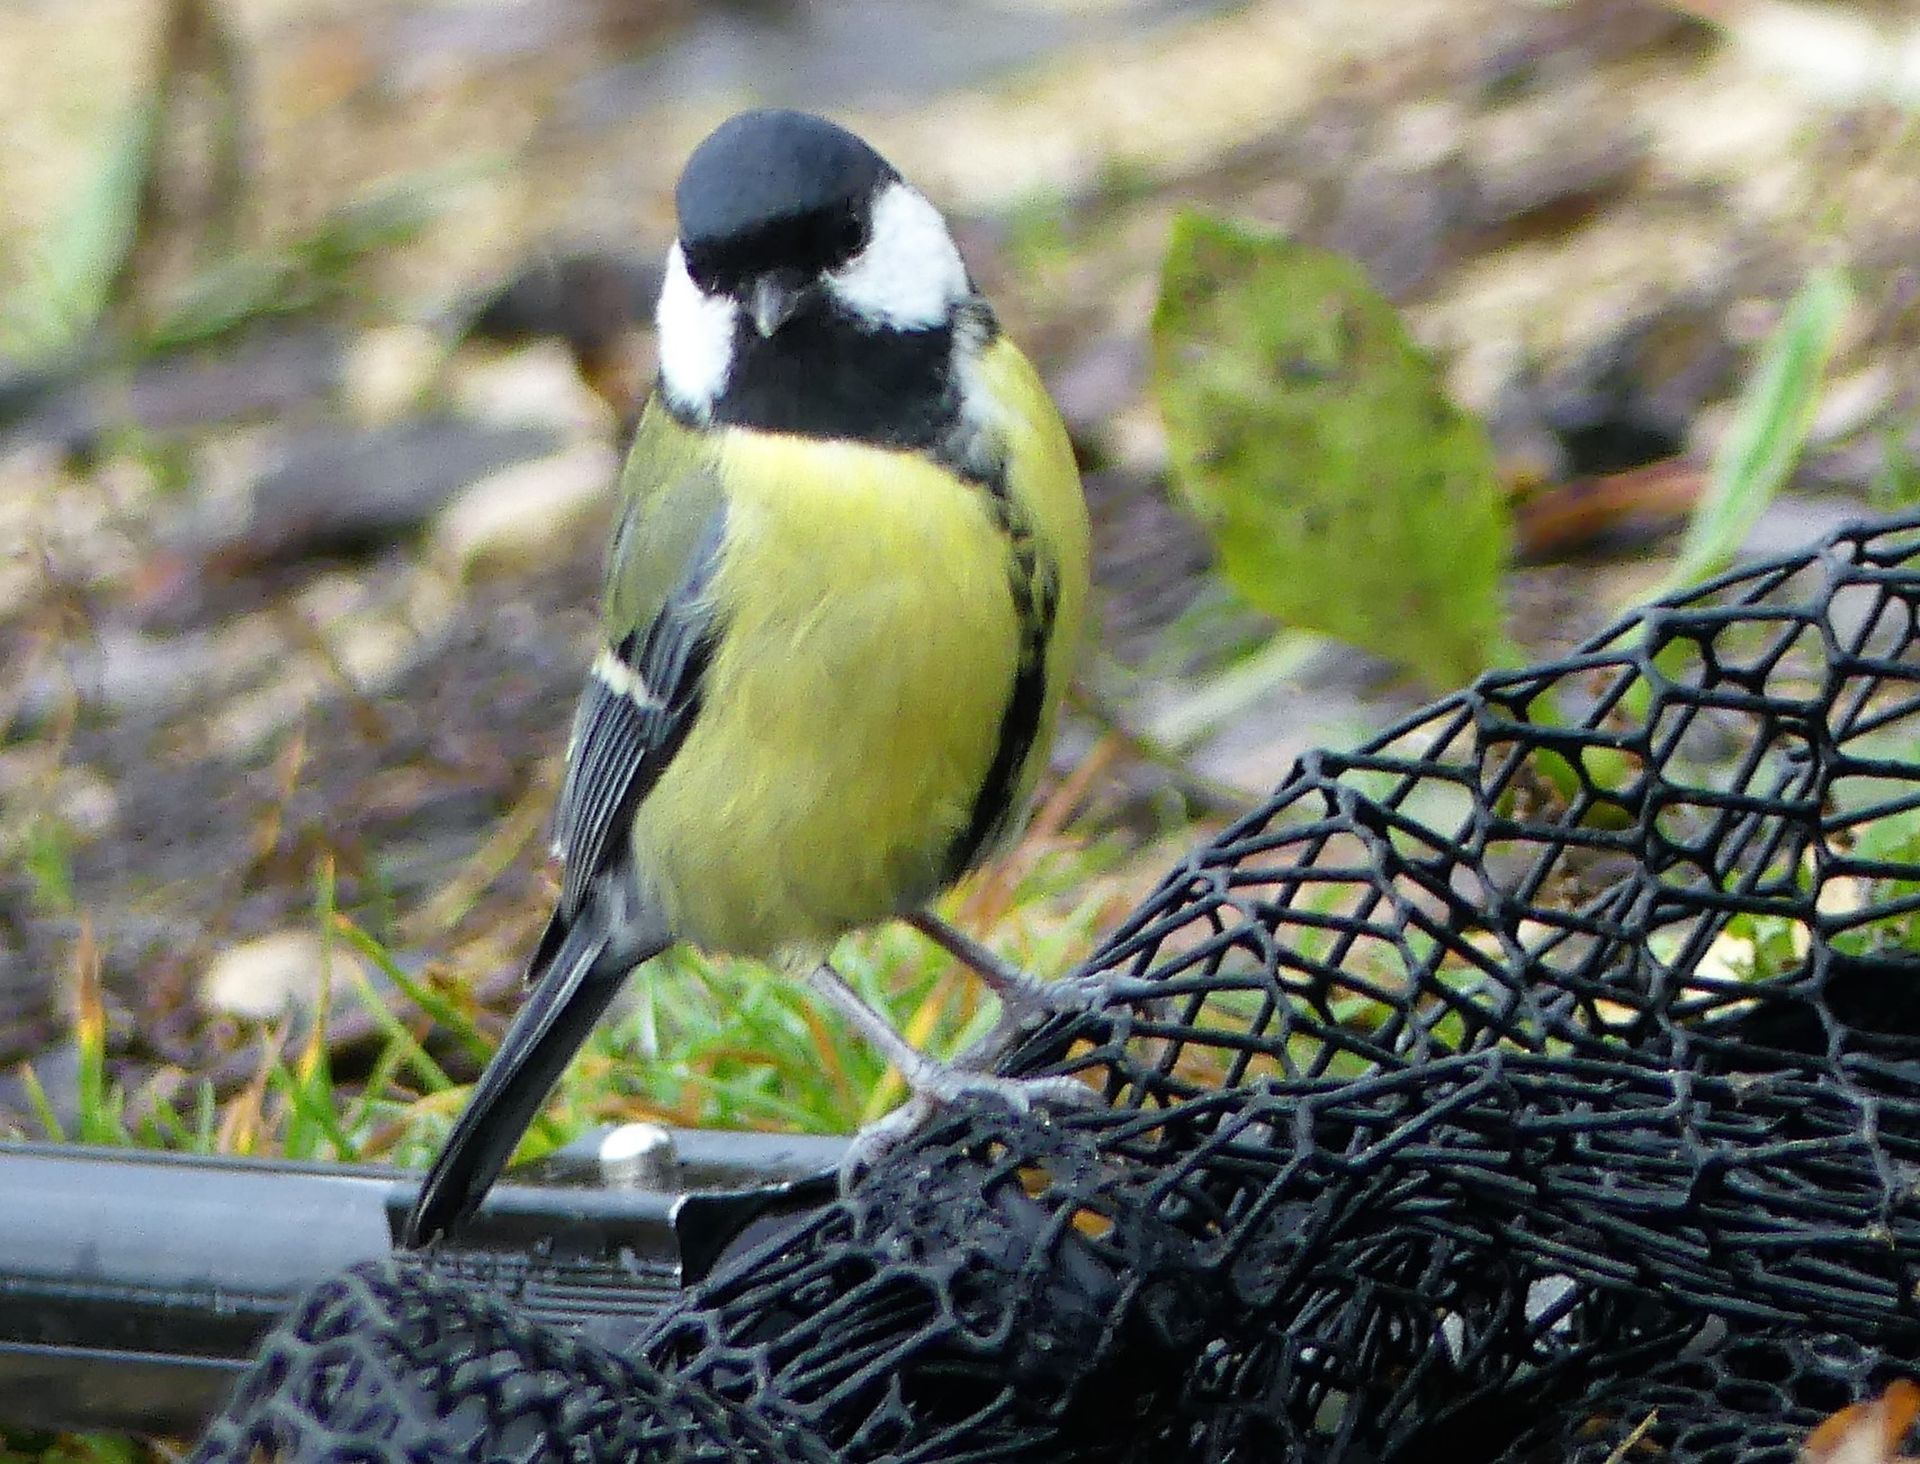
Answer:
[{"left": 4, "top": 0, "right": 1920, "bottom": 1448}]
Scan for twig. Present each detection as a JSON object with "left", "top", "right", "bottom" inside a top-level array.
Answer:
[
  {"left": 1513, "top": 458, "right": 1704, "bottom": 561},
  {"left": 1601, "top": 1410, "right": 1660, "bottom": 1464},
  {"left": 111, "top": 0, "right": 251, "bottom": 328}
]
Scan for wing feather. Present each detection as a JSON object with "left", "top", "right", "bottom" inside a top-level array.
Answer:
[{"left": 552, "top": 510, "right": 725, "bottom": 919}]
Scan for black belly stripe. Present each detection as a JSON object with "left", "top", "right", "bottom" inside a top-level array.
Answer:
[{"left": 947, "top": 490, "right": 1059, "bottom": 879}]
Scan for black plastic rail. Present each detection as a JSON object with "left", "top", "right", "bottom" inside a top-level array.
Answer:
[{"left": 0, "top": 1128, "right": 842, "bottom": 1436}]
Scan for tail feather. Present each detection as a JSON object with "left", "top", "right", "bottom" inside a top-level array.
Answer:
[{"left": 402, "top": 910, "right": 643, "bottom": 1248}]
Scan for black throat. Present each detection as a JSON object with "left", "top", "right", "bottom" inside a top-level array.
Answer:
[{"left": 667, "top": 301, "right": 999, "bottom": 454}]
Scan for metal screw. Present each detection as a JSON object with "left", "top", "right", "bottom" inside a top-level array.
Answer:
[{"left": 597, "top": 1122, "right": 678, "bottom": 1188}]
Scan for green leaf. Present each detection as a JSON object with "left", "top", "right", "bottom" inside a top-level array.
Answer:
[
  {"left": 1665, "top": 267, "right": 1853, "bottom": 592},
  {"left": 1152, "top": 211, "right": 1510, "bottom": 688}
]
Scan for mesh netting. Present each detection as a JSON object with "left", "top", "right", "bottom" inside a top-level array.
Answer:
[{"left": 191, "top": 513, "right": 1920, "bottom": 1463}]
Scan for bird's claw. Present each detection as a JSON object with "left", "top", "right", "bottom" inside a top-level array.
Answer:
[
  {"left": 1026, "top": 969, "right": 1137, "bottom": 1015},
  {"left": 985, "top": 970, "right": 1171, "bottom": 1057},
  {"left": 838, "top": 1068, "right": 1102, "bottom": 1189}
]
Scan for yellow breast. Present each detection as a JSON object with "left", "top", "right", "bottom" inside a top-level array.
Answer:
[{"left": 632, "top": 338, "right": 1088, "bottom": 960}]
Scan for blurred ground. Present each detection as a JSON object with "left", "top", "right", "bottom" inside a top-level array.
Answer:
[{"left": 2, "top": 0, "right": 1918, "bottom": 1135}]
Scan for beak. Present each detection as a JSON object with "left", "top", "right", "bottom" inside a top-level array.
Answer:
[{"left": 748, "top": 273, "right": 809, "bottom": 337}]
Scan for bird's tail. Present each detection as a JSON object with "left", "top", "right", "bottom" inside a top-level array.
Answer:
[{"left": 401, "top": 910, "right": 655, "bottom": 1248}]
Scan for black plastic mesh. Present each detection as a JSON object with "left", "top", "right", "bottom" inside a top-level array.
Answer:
[
  {"left": 196, "top": 1259, "right": 827, "bottom": 1463},
  {"left": 1493, "top": 1328, "right": 1890, "bottom": 1463},
  {"left": 191, "top": 513, "right": 1920, "bottom": 1463}
]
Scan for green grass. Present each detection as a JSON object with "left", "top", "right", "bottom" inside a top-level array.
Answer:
[
  {"left": 11, "top": 821, "right": 1130, "bottom": 1170},
  {"left": 0, "top": 1433, "right": 147, "bottom": 1464}
]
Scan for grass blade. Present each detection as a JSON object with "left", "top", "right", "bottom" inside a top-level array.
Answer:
[{"left": 1665, "top": 267, "right": 1853, "bottom": 591}]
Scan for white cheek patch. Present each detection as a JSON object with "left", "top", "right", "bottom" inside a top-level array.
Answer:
[
  {"left": 826, "top": 181, "right": 971, "bottom": 331},
  {"left": 656, "top": 243, "right": 738, "bottom": 418}
]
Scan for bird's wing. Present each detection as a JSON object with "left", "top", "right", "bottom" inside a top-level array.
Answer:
[{"left": 551, "top": 406, "right": 728, "bottom": 921}]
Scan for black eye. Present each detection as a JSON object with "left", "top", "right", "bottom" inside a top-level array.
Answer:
[
  {"left": 681, "top": 243, "right": 726, "bottom": 293},
  {"left": 831, "top": 211, "right": 866, "bottom": 261}
]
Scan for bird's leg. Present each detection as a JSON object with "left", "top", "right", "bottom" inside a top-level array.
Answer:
[
  {"left": 904, "top": 909, "right": 1129, "bottom": 1024},
  {"left": 804, "top": 961, "right": 1097, "bottom": 1183},
  {"left": 804, "top": 959, "right": 1089, "bottom": 1099}
]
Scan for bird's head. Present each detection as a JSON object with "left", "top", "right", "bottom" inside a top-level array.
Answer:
[{"left": 656, "top": 109, "right": 989, "bottom": 445}]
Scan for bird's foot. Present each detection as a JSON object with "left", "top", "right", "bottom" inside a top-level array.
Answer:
[
  {"left": 1019, "top": 967, "right": 1145, "bottom": 1017},
  {"left": 800, "top": 959, "right": 1109, "bottom": 1190},
  {"left": 838, "top": 1064, "right": 1101, "bottom": 1190}
]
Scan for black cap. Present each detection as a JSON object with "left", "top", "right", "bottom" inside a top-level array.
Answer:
[{"left": 674, "top": 110, "right": 895, "bottom": 291}]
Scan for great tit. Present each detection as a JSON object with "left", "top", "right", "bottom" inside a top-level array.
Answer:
[{"left": 404, "top": 109, "right": 1092, "bottom": 1247}]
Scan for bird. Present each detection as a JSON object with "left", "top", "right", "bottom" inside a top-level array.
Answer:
[{"left": 402, "top": 109, "right": 1095, "bottom": 1248}]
